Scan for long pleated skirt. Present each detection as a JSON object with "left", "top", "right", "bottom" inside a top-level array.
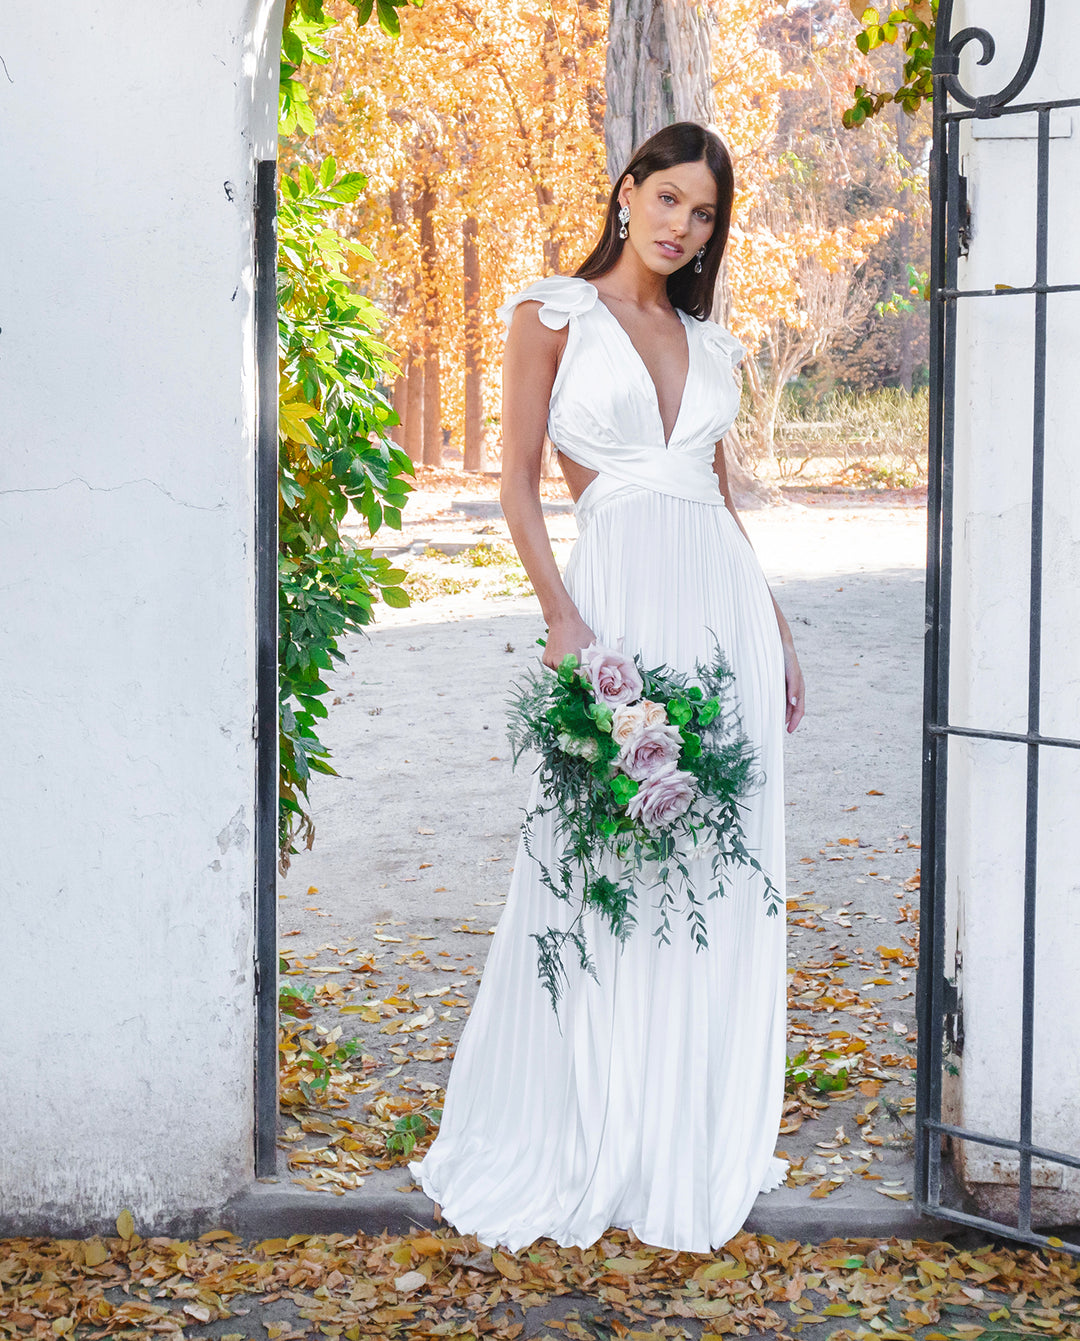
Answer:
[{"left": 409, "top": 485, "right": 789, "bottom": 1253}]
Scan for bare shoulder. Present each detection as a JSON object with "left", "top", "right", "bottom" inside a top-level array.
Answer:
[{"left": 504, "top": 300, "right": 567, "bottom": 367}]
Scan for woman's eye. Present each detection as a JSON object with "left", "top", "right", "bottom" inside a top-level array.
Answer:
[{"left": 660, "top": 193, "right": 676, "bottom": 204}]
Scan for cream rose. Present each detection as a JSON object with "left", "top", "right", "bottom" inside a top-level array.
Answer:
[
  {"left": 616, "top": 723, "right": 683, "bottom": 781},
  {"left": 626, "top": 762, "right": 697, "bottom": 832},
  {"left": 641, "top": 699, "right": 668, "bottom": 727},
  {"left": 610, "top": 702, "right": 648, "bottom": 745}
]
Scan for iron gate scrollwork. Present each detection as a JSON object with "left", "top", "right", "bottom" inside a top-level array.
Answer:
[{"left": 918, "top": 0, "right": 1080, "bottom": 1253}]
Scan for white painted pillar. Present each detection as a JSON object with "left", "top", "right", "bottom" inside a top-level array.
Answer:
[
  {"left": 943, "top": 0, "right": 1080, "bottom": 1223},
  {"left": 0, "top": 0, "right": 283, "bottom": 1233}
]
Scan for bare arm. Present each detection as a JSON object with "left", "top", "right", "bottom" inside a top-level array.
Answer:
[
  {"left": 499, "top": 304, "right": 596, "bottom": 669},
  {"left": 712, "top": 438, "right": 806, "bottom": 733}
]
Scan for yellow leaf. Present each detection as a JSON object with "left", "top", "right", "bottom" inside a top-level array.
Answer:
[
  {"left": 52, "top": 1320, "right": 74, "bottom": 1336},
  {"left": 701, "top": 1260, "right": 748, "bottom": 1280},
  {"left": 256, "top": 1238, "right": 289, "bottom": 1255},
  {"left": 115, "top": 1208, "right": 134, "bottom": 1240},
  {"left": 83, "top": 1238, "right": 108, "bottom": 1267},
  {"left": 492, "top": 1249, "right": 523, "bottom": 1280},
  {"left": 824, "top": 1303, "right": 860, "bottom": 1316}
]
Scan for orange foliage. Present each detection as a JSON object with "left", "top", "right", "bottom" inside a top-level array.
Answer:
[
  {"left": 301, "top": 0, "right": 900, "bottom": 463},
  {"left": 305, "top": 0, "right": 607, "bottom": 461}
]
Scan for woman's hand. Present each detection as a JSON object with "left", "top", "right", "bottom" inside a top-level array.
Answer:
[
  {"left": 783, "top": 642, "right": 805, "bottom": 733},
  {"left": 542, "top": 610, "right": 596, "bottom": 671}
]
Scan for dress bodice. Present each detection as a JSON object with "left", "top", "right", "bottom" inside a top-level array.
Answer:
[{"left": 497, "top": 275, "right": 745, "bottom": 520}]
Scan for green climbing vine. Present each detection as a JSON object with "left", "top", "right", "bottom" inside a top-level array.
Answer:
[
  {"left": 844, "top": 2, "right": 938, "bottom": 127},
  {"left": 276, "top": 0, "right": 420, "bottom": 866}
]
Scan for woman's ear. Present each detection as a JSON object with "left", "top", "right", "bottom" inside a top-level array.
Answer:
[{"left": 617, "top": 173, "right": 635, "bottom": 208}]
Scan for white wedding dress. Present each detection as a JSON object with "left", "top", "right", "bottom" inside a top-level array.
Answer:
[{"left": 409, "top": 275, "right": 788, "bottom": 1253}]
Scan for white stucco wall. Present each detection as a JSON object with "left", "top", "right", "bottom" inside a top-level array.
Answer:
[
  {"left": 0, "top": 0, "right": 283, "bottom": 1232},
  {"left": 944, "top": 0, "right": 1080, "bottom": 1222}
]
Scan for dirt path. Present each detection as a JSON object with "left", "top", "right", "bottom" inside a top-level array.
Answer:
[{"left": 278, "top": 498, "right": 928, "bottom": 1212}]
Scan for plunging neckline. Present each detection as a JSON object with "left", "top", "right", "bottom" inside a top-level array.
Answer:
[{"left": 587, "top": 282, "right": 692, "bottom": 449}]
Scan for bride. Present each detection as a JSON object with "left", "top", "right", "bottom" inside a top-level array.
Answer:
[{"left": 409, "top": 120, "right": 805, "bottom": 1254}]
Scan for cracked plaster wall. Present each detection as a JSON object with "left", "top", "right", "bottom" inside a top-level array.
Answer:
[
  {"left": 0, "top": 0, "right": 285, "bottom": 1233},
  {"left": 943, "top": 0, "right": 1080, "bottom": 1223}
]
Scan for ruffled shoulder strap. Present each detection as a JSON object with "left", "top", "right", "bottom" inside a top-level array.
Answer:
[
  {"left": 698, "top": 319, "right": 747, "bottom": 368},
  {"left": 496, "top": 275, "right": 598, "bottom": 333}
]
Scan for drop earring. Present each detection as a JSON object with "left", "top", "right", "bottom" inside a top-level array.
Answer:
[
  {"left": 694, "top": 246, "right": 705, "bottom": 274},
  {"left": 618, "top": 204, "right": 630, "bottom": 239}
]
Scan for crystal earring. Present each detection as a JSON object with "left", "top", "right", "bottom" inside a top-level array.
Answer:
[
  {"left": 617, "top": 204, "right": 630, "bottom": 239},
  {"left": 694, "top": 246, "right": 706, "bottom": 274}
]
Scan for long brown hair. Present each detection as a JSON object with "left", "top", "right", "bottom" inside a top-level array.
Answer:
[{"left": 574, "top": 121, "right": 734, "bottom": 320}]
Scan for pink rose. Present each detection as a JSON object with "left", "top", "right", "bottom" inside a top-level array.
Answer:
[
  {"left": 626, "top": 762, "right": 698, "bottom": 832},
  {"left": 617, "top": 723, "right": 684, "bottom": 780},
  {"left": 580, "top": 642, "right": 643, "bottom": 706}
]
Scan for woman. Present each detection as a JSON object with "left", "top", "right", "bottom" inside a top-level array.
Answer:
[{"left": 409, "top": 121, "right": 805, "bottom": 1253}]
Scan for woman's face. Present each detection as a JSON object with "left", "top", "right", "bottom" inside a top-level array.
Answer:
[{"left": 618, "top": 158, "right": 718, "bottom": 276}]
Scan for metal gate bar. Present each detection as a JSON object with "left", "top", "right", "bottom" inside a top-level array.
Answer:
[
  {"left": 917, "top": 1, "right": 1080, "bottom": 1254},
  {"left": 253, "top": 157, "right": 280, "bottom": 1178}
]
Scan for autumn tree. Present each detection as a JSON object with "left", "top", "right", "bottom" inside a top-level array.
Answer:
[
  {"left": 300, "top": 0, "right": 925, "bottom": 476},
  {"left": 304, "top": 0, "right": 608, "bottom": 470},
  {"left": 719, "top": 0, "right": 902, "bottom": 458},
  {"left": 605, "top": 0, "right": 715, "bottom": 179}
]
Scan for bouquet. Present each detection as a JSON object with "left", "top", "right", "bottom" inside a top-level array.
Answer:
[{"left": 506, "top": 637, "right": 782, "bottom": 1013}]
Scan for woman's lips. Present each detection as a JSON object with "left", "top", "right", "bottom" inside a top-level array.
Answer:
[{"left": 656, "top": 240, "right": 684, "bottom": 258}]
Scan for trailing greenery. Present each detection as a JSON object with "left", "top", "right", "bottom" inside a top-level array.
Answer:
[
  {"left": 844, "top": 3, "right": 937, "bottom": 128},
  {"left": 276, "top": 0, "right": 419, "bottom": 865}
]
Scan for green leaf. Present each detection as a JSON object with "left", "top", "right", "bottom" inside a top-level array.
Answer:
[
  {"left": 375, "top": 0, "right": 401, "bottom": 36},
  {"left": 609, "top": 773, "right": 640, "bottom": 805}
]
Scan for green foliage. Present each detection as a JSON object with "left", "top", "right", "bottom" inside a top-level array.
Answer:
[
  {"left": 276, "top": 1, "right": 419, "bottom": 865},
  {"left": 875, "top": 262, "right": 930, "bottom": 316},
  {"left": 385, "top": 1109, "right": 442, "bottom": 1158},
  {"left": 276, "top": 159, "right": 415, "bottom": 862},
  {"left": 295, "top": 1034, "right": 361, "bottom": 1106},
  {"left": 279, "top": 0, "right": 420, "bottom": 136},
  {"left": 279, "top": 976, "right": 316, "bottom": 1019},
  {"left": 786, "top": 1049, "right": 851, "bottom": 1095},
  {"left": 844, "top": 4, "right": 937, "bottom": 129}
]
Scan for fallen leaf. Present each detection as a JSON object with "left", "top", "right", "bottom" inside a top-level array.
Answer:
[{"left": 394, "top": 1270, "right": 427, "bottom": 1292}]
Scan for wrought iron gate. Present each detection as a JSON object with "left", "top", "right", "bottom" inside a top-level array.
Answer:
[{"left": 917, "top": 0, "right": 1080, "bottom": 1252}]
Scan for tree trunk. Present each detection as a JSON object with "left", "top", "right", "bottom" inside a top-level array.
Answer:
[
  {"left": 538, "top": 14, "right": 562, "bottom": 273},
  {"left": 388, "top": 183, "right": 410, "bottom": 449},
  {"left": 895, "top": 79, "right": 915, "bottom": 395},
  {"left": 422, "top": 344, "right": 442, "bottom": 467},
  {"left": 404, "top": 354, "right": 423, "bottom": 464},
  {"left": 418, "top": 177, "right": 442, "bottom": 467},
  {"left": 462, "top": 215, "right": 484, "bottom": 472},
  {"left": 390, "top": 367, "right": 407, "bottom": 451},
  {"left": 722, "top": 424, "right": 781, "bottom": 509},
  {"left": 605, "top": 0, "right": 715, "bottom": 180}
]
